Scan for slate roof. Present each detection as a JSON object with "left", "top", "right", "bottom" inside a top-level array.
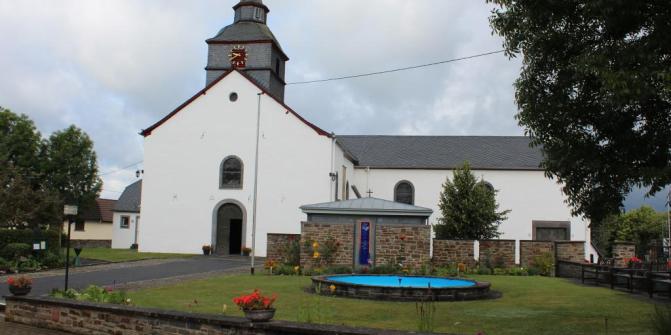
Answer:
[
  {"left": 79, "top": 198, "right": 116, "bottom": 223},
  {"left": 114, "top": 180, "right": 142, "bottom": 213},
  {"left": 206, "top": 22, "right": 287, "bottom": 59},
  {"left": 336, "top": 135, "right": 543, "bottom": 170},
  {"left": 301, "top": 197, "right": 433, "bottom": 217}
]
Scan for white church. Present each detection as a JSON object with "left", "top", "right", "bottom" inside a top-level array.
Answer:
[{"left": 113, "top": 0, "right": 593, "bottom": 260}]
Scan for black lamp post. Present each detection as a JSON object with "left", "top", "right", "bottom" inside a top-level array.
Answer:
[{"left": 63, "top": 205, "right": 78, "bottom": 291}]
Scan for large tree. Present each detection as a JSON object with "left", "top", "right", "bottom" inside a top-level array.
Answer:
[
  {"left": 43, "top": 125, "right": 102, "bottom": 209},
  {"left": 488, "top": 1, "right": 671, "bottom": 223},
  {"left": 434, "top": 162, "right": 510, "bottom": 240},
  {"left": 0, "top": 107, "right": 43, "bottom": 182}
]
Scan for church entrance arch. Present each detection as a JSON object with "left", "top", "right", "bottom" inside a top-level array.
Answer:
[{"left": 214, "top": 201, "right": 245, "bottom": 255}]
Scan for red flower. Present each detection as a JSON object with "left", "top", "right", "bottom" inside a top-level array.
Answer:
[
  {"left": 233, "top": 289, "right": 277, "bottom": 311},
  {"left": 399, "top": 235, "right": 406, "bottom": 241}
]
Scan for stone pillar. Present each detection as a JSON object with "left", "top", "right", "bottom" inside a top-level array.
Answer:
[{"left": 612, "top": 242, "right": 636, "bottom": 268}]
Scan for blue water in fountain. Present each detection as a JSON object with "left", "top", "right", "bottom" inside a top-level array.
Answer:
[{"left": 325, "top": 275, "right": 476, "bottom": 288}]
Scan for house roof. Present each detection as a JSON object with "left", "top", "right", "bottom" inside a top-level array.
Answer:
[
  {"left": 206, "top": 22, "right": 287, "bottom": 60},
  {"left": 336, "top": 135, "right": 543, "bottom": 170},
  {"left": 300, "top": 197, "right": 433, "bottom": 217},
  {"left": 141, "top": 70, "right": 329, "bottom": 137},
  {"left": 79, "top": 198, "right": 116, "bottom": 223},
  {"left": 114, "top": 180, "right": 142, "bottom": 213}
]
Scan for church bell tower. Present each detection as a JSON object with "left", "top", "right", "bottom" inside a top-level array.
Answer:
[{"left": 205, "top": 0, "right": 288, "bottom": 102}]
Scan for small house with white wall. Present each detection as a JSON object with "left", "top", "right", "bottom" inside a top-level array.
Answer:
[
  {"left": 132, "top": 0, "right": 595, "bottom": 262},
  {"left": 63, "top": 198, "right": 115, "bottom": 248},
  {"left": 112, "top": 180, "right": 142, "bottom": 249}
]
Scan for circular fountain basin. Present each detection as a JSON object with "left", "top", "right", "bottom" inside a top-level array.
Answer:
[{"left": 312, "top": 274, "right": 491, "bottom": 301}]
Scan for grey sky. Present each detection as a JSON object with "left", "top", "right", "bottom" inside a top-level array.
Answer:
[{"left": 0, "top": 0, "right": 667, "bottom": 210}]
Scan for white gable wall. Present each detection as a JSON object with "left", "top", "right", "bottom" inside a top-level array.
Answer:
[
  {"left": 140, "top": 72, "right": 333, "bottom": 255},
  {"left": 350, "top": 168, "right": 591, "bottom": 262}
]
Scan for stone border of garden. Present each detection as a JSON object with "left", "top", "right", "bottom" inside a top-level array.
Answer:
[
  {"left": 3, "top": 295, "right": 452, "bottom": 335},
  {"left": 311, "top": 275, "right": 491, "bottom": 301}
]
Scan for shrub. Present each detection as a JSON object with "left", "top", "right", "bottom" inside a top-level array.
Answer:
[
  {"left": 530, "top": 252, "right": 554, "bottom": 276},
  {"left": 274, "top": 264, "right": 298, "bottom": 276},
  {"left": 368, "top": 263, "right": 401, "bottom": 274},
  {"left": 0, "top": 229, "right": 59, "bottom": 254},
  {"left": 17, "top": 257, "right": 42, "bottom": 272},
  {"left": 280, "top": 238, "right": 300, "bottom": 266},
  {"left": 323, "top": 265, "right": 353, "bottom": 275},
  {"left": 51, "top": 285, "right": 131, "bottom": 305},
  {"left": 2, "top": 243, "right": 32, "bottom": 260},
  {"left": 39, "top": 252, "right": 64, "bottom": 268},
  {"left": 0, "top": 257, "right": 10, "bottom": 273}
]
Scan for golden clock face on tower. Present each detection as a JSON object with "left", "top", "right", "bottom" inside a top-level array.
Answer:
[{"left": 229, "top": 46, "right": 247, "bottom": 68}]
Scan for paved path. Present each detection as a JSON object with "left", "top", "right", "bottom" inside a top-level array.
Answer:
[{"left": 0, "top": 256, "right": 257, "bottom": 297}]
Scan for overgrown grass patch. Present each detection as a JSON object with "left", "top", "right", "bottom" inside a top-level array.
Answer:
[{"left": 128, "top": 274, "right": 657, "bottom": 334}]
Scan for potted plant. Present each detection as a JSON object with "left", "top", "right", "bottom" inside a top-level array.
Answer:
[
  {"left": 241, "top": 246, "right": 252, "bottom": 257},
  {"left": 7, "top": 275, "right": 32, "bottom": 296},
  {"left": 202, "top": 244, "right": 212, "bottom": 256},
  {"left": 233, "top": 289, "right": 276, "bottom": 322}
]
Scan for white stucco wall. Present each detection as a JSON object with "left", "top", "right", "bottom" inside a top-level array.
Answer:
[
  {"left": 111, "top": 212, "right": 140, "bottom": 249},
  {"left": 350, "top": 168, "right": 591, "bottom": 262},
  {"left": 139, "top": 71, "right": 335, "bottom": 256},
  {"left": 62, "top": 221, "right": 112, "bottom": 240}
]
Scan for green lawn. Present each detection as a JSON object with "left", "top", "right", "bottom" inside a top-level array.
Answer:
[
  {"left": 66, "top": 248, "right": 196, "bottom": 262},
  {"left": 128, "top": 274, "right": 658, "bottom": 334}
]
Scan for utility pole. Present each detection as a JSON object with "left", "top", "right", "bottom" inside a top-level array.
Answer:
[{"left": 250, "top": 92, "right": 264, "bottom": 275}]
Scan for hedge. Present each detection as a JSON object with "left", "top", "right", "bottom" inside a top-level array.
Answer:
[{"left": 0, "top": 229, "right": 60, "bottom": 253}]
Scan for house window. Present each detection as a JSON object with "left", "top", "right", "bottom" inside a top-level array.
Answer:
[
  {"left": 275, "top": 59, "right": 280, "bottom": 74},
  {"left": 74, "top": 220, "right": 85, "bottom": 232},
  {"left": 394, "top": 180, "right": 414, "bottom": 205},
  {"left": 221, "top": 156, "right": 243, "bottom": 189},
  {"left": 341, "top": 166, "right": 347, "bottom": 200},
  {"left": 120, "top": 216, "right": 130, "bottom": 229},
  {"left": 346, "top": 181, "right": 350, "bottom": 200},
  {"left": 254, "top": 7, "right": 262, "bottom": 19}
]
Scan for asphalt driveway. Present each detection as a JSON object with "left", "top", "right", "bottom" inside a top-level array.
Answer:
[{"left": 0, "top": 256, "right": 257, "bottom": 297}]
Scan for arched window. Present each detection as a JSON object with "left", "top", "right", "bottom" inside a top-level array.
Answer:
[
  {"left": 220, "top": 156, "right": 243, "bottom": 189},
  {"left": 394, "top": 181, "right": 414, "bottom": 205}
]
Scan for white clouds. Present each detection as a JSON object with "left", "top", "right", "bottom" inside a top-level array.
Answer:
[{"left": 0, "top": 0, "right": 526, "bottom": 199}]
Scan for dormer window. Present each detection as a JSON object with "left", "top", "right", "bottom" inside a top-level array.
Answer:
[{"left": 254, "top": 7, "right": 262, "bottom": 20}]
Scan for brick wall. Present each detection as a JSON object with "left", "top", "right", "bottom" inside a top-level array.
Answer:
[
  {"left": 300, "top": 222, "right": 354, "bottom": 269},
  {"left": 5, "top": 296, "right": 430, "bottom": 335},
  {"left": 432, "top": 240, "right": 476, "bottom": 267},
  {"left": 612, "top": 242, "right": 636, "bottom": 268},
  {"left": 555, "top": 241, "right": 585, "bottom": 262},
  {"left": 519, "top": 241, "right": 554, "bottom": 268},
  {"left": 478, "top": 240, "right": 515, "bottom": 268},
  {"left": 266, "top": 234, "right": 300, "bottom": 263},
  {"left": 374, "top": 225, "right": 431, "bottom": 269}
]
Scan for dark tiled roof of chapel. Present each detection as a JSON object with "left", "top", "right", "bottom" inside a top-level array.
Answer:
[
  {"left": 114, "top": 180, "right": 142, "bottom": 213},
  {"left": 336, "top": 135, "right": 543, "bottom": 170}
]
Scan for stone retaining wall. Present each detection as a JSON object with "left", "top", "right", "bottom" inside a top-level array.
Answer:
[
  {"left": 478, "top": 240, "right": 515, "bottom": 268},
  {"left": 374, "top": 225, "right": 431, "bottom": 269},
  {"left": 300, "top": 222, "right": 354, "bottom": 269},
  {"left": 4, "top": 296, "right": 437, "bottom": 335},
  {"left": 71, "top": 240, "right": 112, "bottom": 249},
  {"left": 612, "top": 242, "right": 636, "bottom": 268},
  {"left": 555, "top": 241, "right": 585, "bottom": 262},
  {"left": 519, "top": 241, "right": 554, "bottom": 268},
  {"left": 266, "top": 233, "right": 300, "bottom": 263},
  {"left": 432, "top": 240, "right": 475, "bottom": 267}
]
